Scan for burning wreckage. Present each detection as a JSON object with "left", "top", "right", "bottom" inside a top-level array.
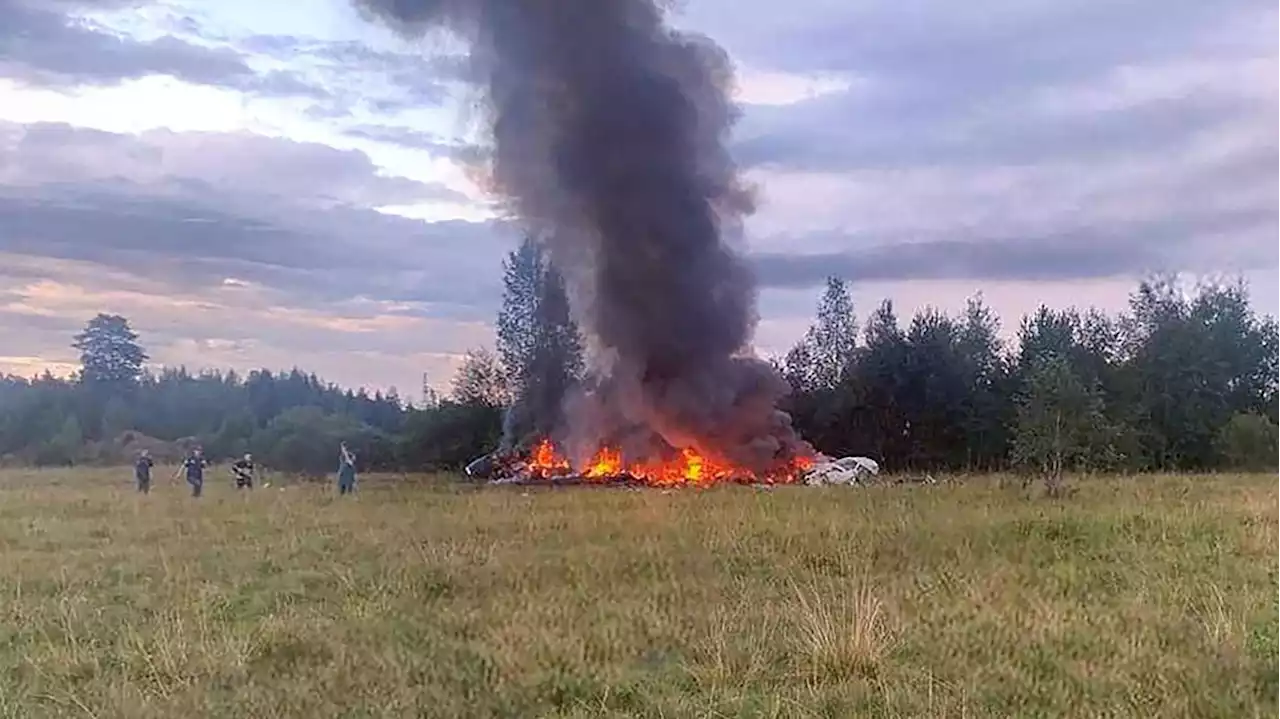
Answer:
[
  {"left": 354, "top": 0, "right": 873, "bottom": 485},
  {"left": 466, "top": 440, "right": 881, "bottom": 488}
]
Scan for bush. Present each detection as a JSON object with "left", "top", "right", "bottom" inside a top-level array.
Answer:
[
  {"left": 398, "top": 401, "right": 503, "bottom": 471},
  {"left": 1216, "top": 413, "right": 1278, "bottom": 471},
  {"left": 250, "top": 407, "right": 392, "bottom": 477}
]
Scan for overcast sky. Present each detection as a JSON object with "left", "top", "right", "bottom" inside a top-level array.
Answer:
[{"left": 1, "top": 0, "right": 1275, "bottom": 401}]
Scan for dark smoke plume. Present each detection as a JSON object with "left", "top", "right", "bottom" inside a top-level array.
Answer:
[{"left": 355, "top": 0, "right": 813, "bottom": 473}]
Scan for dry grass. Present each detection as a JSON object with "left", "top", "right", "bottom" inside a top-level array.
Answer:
[{"left": 0, "top": 467, "right": 1275, "bottom": 718}]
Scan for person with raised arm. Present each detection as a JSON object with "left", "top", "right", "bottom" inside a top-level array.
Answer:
[{"left": 337, "top": 442, "right": 358, "bottom": 495}]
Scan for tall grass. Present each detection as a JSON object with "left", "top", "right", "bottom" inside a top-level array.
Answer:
[{"left": 0, "top": 468, "right": 1274, "bottom": 717}]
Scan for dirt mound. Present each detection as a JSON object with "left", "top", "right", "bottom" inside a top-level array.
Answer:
[{"left": 84, "top": 432, "right": 198, "bottom": 464}]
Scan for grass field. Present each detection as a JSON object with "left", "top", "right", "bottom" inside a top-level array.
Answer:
[{"left": 0, "top": 468, "right": 1275, "bottom": 718}]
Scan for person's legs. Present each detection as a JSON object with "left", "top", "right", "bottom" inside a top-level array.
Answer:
[
  {"left": 190, "top": 477, "right": 202, "bottom": 498},
  {"left": 137, "top": 477, "right": 150, "bottom": 494}
]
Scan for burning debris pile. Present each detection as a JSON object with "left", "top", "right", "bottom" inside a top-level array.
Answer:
[
  {"left": 466, "top": 439, "right": 885, "bottom": 488},
  {"left": 468, "top": 438, "right": 815, "bottom": 487},
  {"left": 356, "top": 0, "right": 821, "bottom": 481}
]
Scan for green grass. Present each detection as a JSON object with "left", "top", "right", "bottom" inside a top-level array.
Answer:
[{"left": 0, "top": 468, "right": 1275, "bottom": 718}]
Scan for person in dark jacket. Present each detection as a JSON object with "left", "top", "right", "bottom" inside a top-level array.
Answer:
[
  {"left": 174, "top": 447, "right": 208, "bottom": 498},
  {"left": 134, "top": 450, "right": 154, "bottom": 493},
  {"left": 231, "top": 453, "right": 256, "bottom": 490},
  {"left": 337, "top": 442, "right": 357, "bottom": 495}
]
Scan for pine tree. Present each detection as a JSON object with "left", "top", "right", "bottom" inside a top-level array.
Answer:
[{"left": 956, "top": 294, "right": 1009, "bottom": 469}]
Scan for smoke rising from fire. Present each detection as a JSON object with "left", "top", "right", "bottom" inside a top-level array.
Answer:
[{"left": 355, "top": 0, "right": 813, "bottom": 474}]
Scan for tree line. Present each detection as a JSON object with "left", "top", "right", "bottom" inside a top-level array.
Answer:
[
  {"left": 0, "top": 315, "right": 406, "bottom": 474},
  {"left": 434, "top": 265, "right": 1278, "bottom": 478},
  {"left": 0, "top": 246, "right": 1274, "bottom": 477},
  {"left": 778, "top": 276, "right": 1277, "bottom": 478}
]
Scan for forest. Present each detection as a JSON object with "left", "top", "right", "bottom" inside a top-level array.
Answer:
[{"left": 1, "top": 237, "right": 1275, "bottom": 476}]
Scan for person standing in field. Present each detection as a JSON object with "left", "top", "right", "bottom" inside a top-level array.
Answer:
[
  {"left": 231, "top": 452, "right": 256, "bottom": 490},
  {"left": 337, "top": 442, "right": 357, "bottom": 495},
  {"left": 134, "top": 449, "right": 154, "bottom": 494},
  {"left": 174, "top": 446, "right": 209, "bottom": 498}
]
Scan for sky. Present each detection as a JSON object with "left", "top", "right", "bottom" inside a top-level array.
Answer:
[{"left": 0, "top": 0, "right": 1276, "bottom": 403}]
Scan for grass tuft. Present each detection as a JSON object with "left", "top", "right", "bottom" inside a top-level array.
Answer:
[{"left": 788, "top": 577, "right": 897, "bottom": 681}]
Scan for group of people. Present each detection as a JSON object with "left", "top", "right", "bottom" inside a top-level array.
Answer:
[{"left": 132, "top": 442, "right": 360, "bottom": 497}]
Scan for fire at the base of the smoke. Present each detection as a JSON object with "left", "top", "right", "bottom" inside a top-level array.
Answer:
[{"left": 518, "top": 438, "right": 812, "bottom": 487}]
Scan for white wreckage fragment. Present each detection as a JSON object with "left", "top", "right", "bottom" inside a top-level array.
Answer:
[{"left": 803, "top": 456, "right": 881, "bottom": 486}]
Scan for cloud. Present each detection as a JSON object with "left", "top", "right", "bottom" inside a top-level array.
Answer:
[
  {"left": 232, "top": 34, "right": 467, "bottom": 116},
  {"left": 0, "top": 120, "right": 512, "bottom": 316},
  {"left": 712, "top": 0, "right": 1275, "bottom": 175},
  {"left": 0, "top": 0, "right": 328, "bottom": 99},
  {"left": 750, "top": 206, "right": 1277, "bottom": 288},
  {"left": 2, "top": 0, "right": 1276, "bottom": 393},
  {"left": 687, "top": 0, "right": 1272, "bottom": 95},
  {"left": 3, "top": 122, "right": 465, "bottom": 203},
  {"left": 343, "top": 124, "right": 483, "bottom": 161},
  {"left": 0, "top": 118, "right": 509, "bottom": 395},
  {"left": 735, "top": 85, "right": 1274, "bottom": 172},
  {"left": 673, "top": 0, "right": 1280, "bottom": 291}
]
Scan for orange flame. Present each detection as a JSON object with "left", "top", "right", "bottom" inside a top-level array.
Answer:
[
  {"left": 585, "top": 447, "right": 623, "bottom": 477},
  {"left": 524, "top": 438, "right": 811, "bottom": 486},
  {"left": 528, "top": 438, "right": 571, "bottom": 477}
]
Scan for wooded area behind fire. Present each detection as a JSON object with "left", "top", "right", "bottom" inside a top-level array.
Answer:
[{"left": 1, "top": 236, "right": 1275, "bottom": 476}]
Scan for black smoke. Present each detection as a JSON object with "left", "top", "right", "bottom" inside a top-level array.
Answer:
[{"left": 355, "top": 0, "right": 813, "bottom": 473}]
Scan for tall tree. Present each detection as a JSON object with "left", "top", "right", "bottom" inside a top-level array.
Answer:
[
  {"left": 777, "top": 277, "right": 860, "bottom": 456},
  {"left": 72, "top": 314, "right": 147, "bottom": 387},
  {"left": 788, "top": 276, "right": 858, "bottom": 392},
  {"left": 503, "top": 263, "right": 585, "bottom": 445},
  {"left": 780, "top": 341, "right": 815, "bottom": 395},
  {"left": 956, "top": 294, "right": 1011, "bottom": 469},
  {"left": 851, "top": 300, "right": 910, "bottom": 466},
  {"left": 420, "top": 372, "right": 441, "bottom": 409},
  {"left": 1010, "top": 355, "right": 1108, "bottom": 494},
  {"left": 899, "top": 308, "right": 968, "bottom": 469},
  {"left": 1122, "top": 277, "right": 1275, "bottom": 470},
  {"left": 530, "top": 265, "right": 584, "bottom": 388},
  {"left": 496, "top": 236, "right": 545, "bottom": 393}
]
